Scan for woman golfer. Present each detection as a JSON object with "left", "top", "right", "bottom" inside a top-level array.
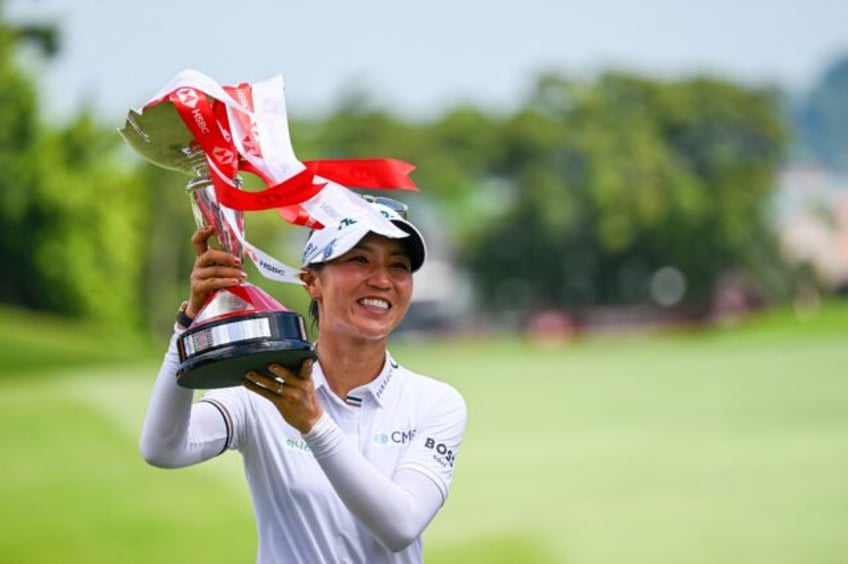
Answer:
[{"left": 140, "top": 197, "right": 467, "bottom": 563}]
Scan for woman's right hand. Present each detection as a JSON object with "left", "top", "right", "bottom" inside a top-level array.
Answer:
[
  {"left": 243, "top": 359, "right": 323, "bottom": 434},
  {"left": 186, "top": 226, "right": 247, "bottom": 318}
]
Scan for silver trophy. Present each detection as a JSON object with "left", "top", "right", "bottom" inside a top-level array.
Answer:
[{"left": 119, "top": 102, "right": 314, "bottom": 389}]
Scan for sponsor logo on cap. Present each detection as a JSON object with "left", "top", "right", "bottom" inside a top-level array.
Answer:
[
  {"left": 322, "top": 239, "right": 337, "bottom": 260},
  {"left": 302, "top": 242, "right": 317, "bottom": 264},
  {"left": 338, "top": 217, "right": 358, "bottom": 231}
]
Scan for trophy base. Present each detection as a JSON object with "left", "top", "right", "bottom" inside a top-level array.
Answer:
[{"left": 177, "top": 311, "right": 315, "bottom": 389}]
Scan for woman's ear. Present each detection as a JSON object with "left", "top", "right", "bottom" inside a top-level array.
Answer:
[{"left": 300, "top": 269, "right": 320, "bottom": 299}]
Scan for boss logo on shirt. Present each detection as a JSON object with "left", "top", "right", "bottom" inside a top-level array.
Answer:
[
  {"left": 424, "top": 437, "right": 456, "bottom": 468},
  {"left": 374, "top": 428, "right": 417, "bottom": 445}
]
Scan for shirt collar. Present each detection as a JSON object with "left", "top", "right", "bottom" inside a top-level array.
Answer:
[
  {"left": 363, "top": 351, "right": 399, "bottom": 408},
  {"left": 311, "top": 360, "right": 329, "bottom": 391},
  {"left": 312, "top": 351, "right": 399, "bottom": 409}
]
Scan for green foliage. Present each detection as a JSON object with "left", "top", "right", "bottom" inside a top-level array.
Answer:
[
  {"left": 0, "top": 15, "right": 150, "bottom": 329},
  {"left": 298, "top": 70, "right": 792, "bottom": 316},
  {"left": 797, "top": 55, "right": 848, "bottom": 172},
  {"left": 0, "top": 14, "right": 41, "bottom": 308},
  {"left": 465, "top": 72, "right": 790, "bottom": 312},
  {"left": 29, "top": 115, "right": 149, "bottom": 325}
]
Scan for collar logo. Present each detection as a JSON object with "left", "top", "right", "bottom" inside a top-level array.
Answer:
[{"left": 375, "top": 362, "right": 396, "bottom": 399}]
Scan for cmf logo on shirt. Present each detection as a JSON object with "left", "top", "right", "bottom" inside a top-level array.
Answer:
[{"left": 374, "top": 428, "right": 417, "bottom": 445}]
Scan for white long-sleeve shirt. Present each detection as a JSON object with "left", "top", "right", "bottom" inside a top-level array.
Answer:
[{"left": 140, "top": 328, "right": 467, "bottom": 564}]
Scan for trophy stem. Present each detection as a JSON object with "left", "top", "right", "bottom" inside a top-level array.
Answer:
[{"left": 184, "top": 148, "right": 244, "bottom": 260}]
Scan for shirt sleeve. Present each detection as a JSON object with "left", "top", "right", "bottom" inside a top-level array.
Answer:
[
  {"left": 395, "top": 384, "right": 467, "bottom": 502},
  {"left": 302, "top": 385, "right": 467, "bottom": 552},
  {"left": 139, "top": 326, "right": 231, "bottom": 468}
]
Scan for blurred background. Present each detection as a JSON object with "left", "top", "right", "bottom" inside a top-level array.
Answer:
[{"left": 1, "top": 1, "right": 846, "bottom": 563}]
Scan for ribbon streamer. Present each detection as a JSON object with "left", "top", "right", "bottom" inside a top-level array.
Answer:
[
  {"left": 137, "top": 68, "right": 417, "bottom": 283},
  {"left": 149, "top": 70, "right": 417, "bottom": 223}
]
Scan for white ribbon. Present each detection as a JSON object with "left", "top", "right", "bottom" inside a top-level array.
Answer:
[{"left": 220, "top": 206, "right": 304, "bottom": 285}]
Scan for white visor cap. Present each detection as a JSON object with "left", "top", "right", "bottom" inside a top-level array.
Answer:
[{"left": 301, "top": 200, "right": 426, "bottom": 273}]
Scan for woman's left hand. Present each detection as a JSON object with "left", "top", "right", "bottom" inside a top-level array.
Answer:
[{"left": 243, "top": 359, "right": 324, "bottom": 433}]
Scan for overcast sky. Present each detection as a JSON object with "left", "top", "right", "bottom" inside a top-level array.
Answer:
[{"left": 7, "top": 0, "right": 848, "bottom": 124}]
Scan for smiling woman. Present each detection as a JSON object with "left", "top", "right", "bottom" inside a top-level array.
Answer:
[
  {"left": 139, "top": 197, "right": 467, "bottom": 564},
  {"left": 301, "top": 234, "right": 414, "bottom": 347}
]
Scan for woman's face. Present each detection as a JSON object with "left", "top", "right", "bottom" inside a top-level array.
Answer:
[{"left": 307, "top": 233, "right": 414, "bottom": 342}]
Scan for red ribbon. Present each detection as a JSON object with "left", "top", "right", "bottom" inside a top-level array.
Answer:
[
  {"left": 216, "top": 164, "right": 325, "bottom": 211},
  {"left": 169, "top": 88, "right": 238, "bottom": 179},
  {"left": 304, "top": 159, "right": 417, "bottom": 191},
  {"left": 214, "top": 158, "right": 416, "bottom": 215},
  {"left": 165, "top": 84, "right": 417, "bottom": 228}
]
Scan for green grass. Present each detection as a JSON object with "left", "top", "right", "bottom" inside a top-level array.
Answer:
[
  {"left": 0, "top": 305, "right": 158, "bottom": 373},
  {"left": 0, "top": 370, "right": 255, "bottom": 563},
  {"left": 1, "top": 303, "right": 847, "bottom": 563}
]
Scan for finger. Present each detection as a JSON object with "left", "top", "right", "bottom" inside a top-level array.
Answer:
[
  {"left": 243, "top": 377, "right": 282, "bottom": 402},
  {"left": 190, "top": 279, "right": 243, "bottom": 304},
  {"left": 267, "top": 363, "right": 298, "bottom": 382},
  {"left": 191, "top": 226, "right": 216, "bottom": 256},
  {"left": 296, "top": 358, "right": 314, "bottom": 381},
  {"left": 195, "top": 249, "right": 242, "bottom": 269},
  {"left": 192, "top": 265, "right": 247, "bottom": 282},
  {"left": 244, "top": 369, "right": 274, "bottom": 388},
  {"left": 244, "top": 371, "right": 285, "bottom": 395},
  {"left": 268, "top": 360, "right": 312, "bottom": 383}
]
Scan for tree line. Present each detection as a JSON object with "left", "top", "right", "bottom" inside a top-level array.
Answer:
[{"left": 1, "top": 10, "right": 844, "bottom": 337}]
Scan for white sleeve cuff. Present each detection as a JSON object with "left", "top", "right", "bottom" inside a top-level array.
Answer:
[{"left": 301, "top": 412, "right": 346, "bottom": 459}]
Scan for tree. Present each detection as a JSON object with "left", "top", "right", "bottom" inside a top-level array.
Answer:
[
  {"left": 797, "top": 55, "right": 848, "bottom": 172},
  {"left": 30, "top": 114, "right": 150, "bottom": 325},
  {"left": 464, "top": 72, "right": 790, "bottom": 315},
  {"left": 0, "top": 8, "right": 152, "bottom": 328},
  {"left": 0, "top": 9, "right": 56, "bottom": 309}
]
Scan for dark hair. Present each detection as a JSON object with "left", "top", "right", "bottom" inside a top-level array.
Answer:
[
  {"left": 304, "top": 264, "right": 324, "bottom": 331},
  {"left": 308, "top": 297, "right": 319, "bottom": 331}
]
